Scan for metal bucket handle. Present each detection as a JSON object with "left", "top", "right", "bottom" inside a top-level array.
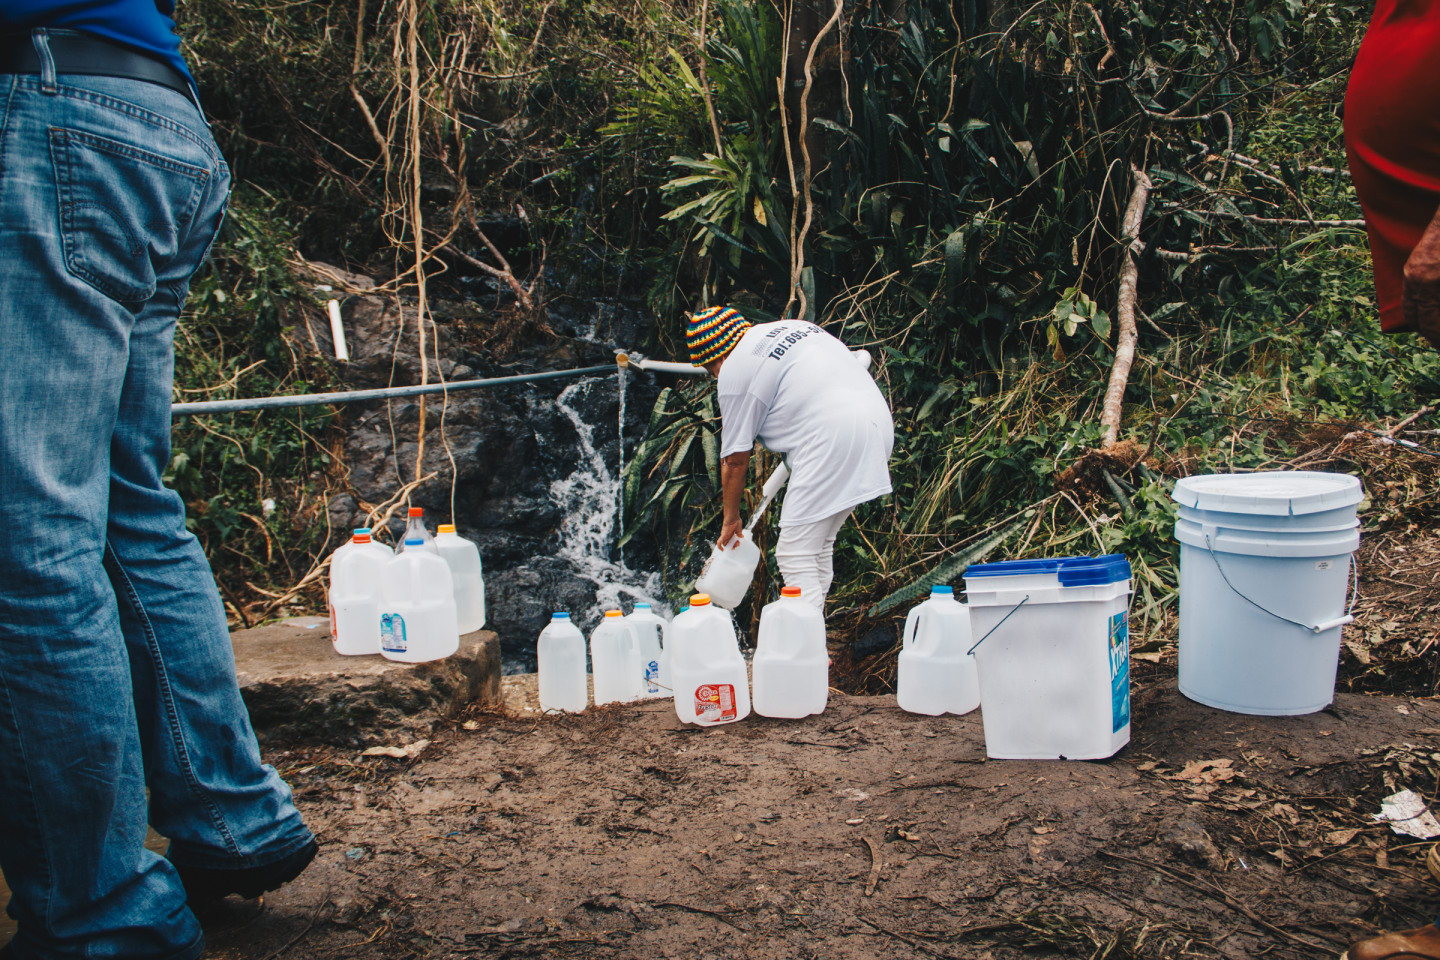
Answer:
[
  {"left": 1201, "top": 529, "right": 1358, "bottom": 635},
  {"left": 966, "top": 595, "right": 1031, "bottom": 656}
]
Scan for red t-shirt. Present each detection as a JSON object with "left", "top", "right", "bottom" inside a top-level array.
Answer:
[{"left": 1345, "top": 0, "right": 1440, "bottom": 332}]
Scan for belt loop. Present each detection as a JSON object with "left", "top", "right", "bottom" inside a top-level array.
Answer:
[{"left": 31, "top": 29, "right": 57, "bottom": 94}]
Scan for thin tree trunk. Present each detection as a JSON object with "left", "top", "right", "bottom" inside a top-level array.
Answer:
[{"left": 1100, "top": 164, "right": 1152, "bottom": 449}]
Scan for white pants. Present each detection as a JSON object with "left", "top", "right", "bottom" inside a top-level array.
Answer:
[{"left": 774, "top": 506, "right": 855, "bottom": 610}]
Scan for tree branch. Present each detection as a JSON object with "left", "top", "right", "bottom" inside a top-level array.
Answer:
[{"left": 1101, "top": 164, "right": 1153, "bottom": 449}]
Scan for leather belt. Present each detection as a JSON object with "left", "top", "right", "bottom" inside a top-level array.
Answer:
[{"left": 0, "top": 30, "right": 193, "bottom": 101}]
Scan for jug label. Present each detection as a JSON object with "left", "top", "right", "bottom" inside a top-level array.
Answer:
[
  {"left": 329, "top": 603, "right": 337, "bottom": 640},
  {"left": 380, "top": 612, "right": 407, "bottom": 653},
  {"left": 645, "top": 660, "right": 661, "bottom": 694},
  {"left": 1108, "top": 610, "right": 1130, "bottom": 733},
  {"left": 695, "top": 684, "right": 737, "bottom": 722}
]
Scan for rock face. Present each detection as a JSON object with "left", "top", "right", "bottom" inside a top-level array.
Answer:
[
  {"left": 233, "top": 616, "right": 502, "bottom": 747},
  {"left": 301, "top": 266, "right": 668, "bottom": 670}
]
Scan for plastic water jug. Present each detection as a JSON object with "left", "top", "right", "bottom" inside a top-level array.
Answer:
[
  {"left": 591, "top": 610, "right": 643, "bottom": 705},
  {"left": 328, "top": 531, "right": 391, "bottom": 655},
  {"left": 435, "top": 524, "right": 486, "bottom": 634},
  {"left": 669, "top": 594, "right": 751, "bottom": 725},
  {"left": 695, "top": 532, "right": 762, "bottom": 610},
  {"left": 897, "top": 586, "right": 979, "bottom": 716},
  {"left": 538, "top": 612, "right": 587, "bottom": 713},
  {"left": 625, "top": 602, "right": 669, "bottom": 699},
  {"left": 395, "top": 507, "right": 436, "bottom": 554},
  {"left": 753, "top": 586, "right": 829, "bottom": 718},
  {"left": 378, "top": 539, "right": 459, "bottom": 663},
  {"left": 331, "top": 527, "right": 392, "bottom": 567}
]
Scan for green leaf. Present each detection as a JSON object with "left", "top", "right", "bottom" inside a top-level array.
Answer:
[
  {"left": 1091, "top": 310, "right": 1112, "bottom": 340},
  {"left": 866, "top": 519, "right": 1027, "bottom": 618}
]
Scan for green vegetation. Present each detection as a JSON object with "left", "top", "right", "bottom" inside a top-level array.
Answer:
[{"left": 170, "top": 1, "right": 1439, "bottom": 677}]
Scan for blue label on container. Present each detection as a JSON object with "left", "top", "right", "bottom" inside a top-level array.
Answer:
[
  {"left": 1109, "top": 610, "right": 1130, "bottom": 733},
  {"left": 380, "top": 612, "right": 407, "bottom": 653},
  {"left": 645, "top": 660, "right": 660, "bottom": 694}
]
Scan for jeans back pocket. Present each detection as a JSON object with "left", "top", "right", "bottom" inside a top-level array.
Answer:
[{"left": 49, "top": 127, "right": 209, "bottom": 304}]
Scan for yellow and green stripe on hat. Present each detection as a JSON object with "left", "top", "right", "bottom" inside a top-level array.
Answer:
[{"left": 687, "top": 306, "right": 751, "bottom": 366}]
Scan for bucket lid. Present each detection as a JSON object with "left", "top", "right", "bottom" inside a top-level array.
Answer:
[
  {"left": 408, "top": 507, "right": 424, "bottom": 517},
  {"left": 552, "top": 612, "right": 570, "bottom": 619},
  {"left": 352, "top": 533, "right": 372, "bottom": 543},
  {"left": 690, "top": 594, "right": 712, "bottom": 607},
  {"left": 964, "top": 554, "right": 1131, "bottom": 586},
  {"left": 1056, "top": 555, "right": 1132, "bottom": 586},
  {"left": 781, "top": 586, "right": 802, "bottom": 598},
  {"left": 404, "top": 538, "right": 424, "bottom": 546},
  {"left": 634, "top": 602, "right": 651, "bottom": 610},
  {"left": 604, "top": 609, "right": 623, "bottom": 618},
  {"left": 438, "top": 523, "right": 456, "bottom": 534},
  {"left": 1172, "top": 471, "right": 1362, "bottom": 516},
  {"left": 353, "top": 527, "right": 371, "bottom": 535},
  {"left": 930, "top": 585, "right": 953, "bottom": 595}
]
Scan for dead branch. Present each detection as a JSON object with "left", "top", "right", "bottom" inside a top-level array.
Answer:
[
  {"left": 1083, "top": 4, "right": 1115, "bottom": 73},
  {"left": 697, "top": 0, "right": 724, "bottom": 159},
  {"left": 460, "top": 204, "right": 536, "bottom": 312},
  {"left": 1100, "top": 164, "right": 1152, "bottom": 448},
  {"left": 788, "top": 0, "right": 845, "bottom": 322}
]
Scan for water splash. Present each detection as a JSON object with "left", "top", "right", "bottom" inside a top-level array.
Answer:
[{"left": 549, "top": 376, "right": 667, "bottom": 620}]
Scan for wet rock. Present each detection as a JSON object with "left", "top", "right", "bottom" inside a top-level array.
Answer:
[
  {"left": 1164, "top": 819, "right": 1225, "bottom": 871},
  {"left": 233, "top": 616, "right": 501, "bottom": 747}
]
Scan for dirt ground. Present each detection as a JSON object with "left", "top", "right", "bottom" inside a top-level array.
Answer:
[{"left": 198, "top": 671, "right": 1440, "bottom": 960}]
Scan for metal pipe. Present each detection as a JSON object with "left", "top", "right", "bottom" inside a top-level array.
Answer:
[
  {"left": 171, "top": 364, "right": 617, "bottom": 417},
  {"left": 622, "top": 352, "right": 706, "bottom": 377}
]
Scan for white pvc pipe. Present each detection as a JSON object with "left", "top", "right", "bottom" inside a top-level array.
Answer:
[{"left": 327, "top": 299, "right": 350, "bottom": 361}]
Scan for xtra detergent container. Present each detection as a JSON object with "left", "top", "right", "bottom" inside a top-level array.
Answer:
[
  {"left": 395, "top": 507, "right": 436, "bottom": 554},
  {"left": 625, "top": 602, "right": 670, "bottom": 699},
  {"left": 752, "top": 586, "right": 829, "bottom": 718},
  {"left": 328, "top": 530, "right": 390, "bottom": 656},
  {"left": 538, "top": 612, "right": 588, "bottom": 713},
  {"left": 435, "top": 524, "right": 485, "bottom": 634},
  {"left": 669, "top": 594, "right": 751, "bottom": 725},
  {"left": 897, "top": 586, "right": 979, "bottom": 716},
  {"left": 591, "top": 610, "right": 643, "bottom": 706},
  {"left": 378, "top": 540, "right": 459, "bottom": 663}
]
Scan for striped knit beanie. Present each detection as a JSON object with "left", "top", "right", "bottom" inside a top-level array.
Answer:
[{"left": 687, "top": 306, "right": 751, "bottom": 366}]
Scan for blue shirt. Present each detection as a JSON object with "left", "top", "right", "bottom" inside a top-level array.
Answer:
[{"left": 2, "top": 0, "right": 191, "bottom": 81}]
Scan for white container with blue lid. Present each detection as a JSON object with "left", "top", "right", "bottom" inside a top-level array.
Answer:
[{"left": 962, "top": 554, "right": 1132, "bottom": 760}]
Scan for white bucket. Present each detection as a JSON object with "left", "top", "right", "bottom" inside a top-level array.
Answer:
[
  {"left": 378, "top": 541, "right": 460, "bottom": 663},
  {"left": 963, "top": 555, "right": 1133, "bottom": 760},
  {"left": 1172, "top": 471, "right": 1362, "bottom": 716}
]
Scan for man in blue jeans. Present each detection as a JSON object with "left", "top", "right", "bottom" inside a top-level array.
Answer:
[{"left": 0, "top": 5, "right": 316, "bottom": 959}]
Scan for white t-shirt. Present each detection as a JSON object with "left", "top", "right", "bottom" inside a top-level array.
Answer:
[{"left": 718, "top": 321, "right": 895, "bottom": 527}]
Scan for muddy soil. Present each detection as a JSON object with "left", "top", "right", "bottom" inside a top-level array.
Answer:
[{"left": 201, "top": 675, "right": 1440, "bottom": 960}]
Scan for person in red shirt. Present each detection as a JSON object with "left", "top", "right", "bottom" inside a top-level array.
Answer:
[
  {"left": 1345, "top": 0, "right": 1440, "bottom": 349},
  {"left": 1339, "top": 5, "right": 1440, "bottom": 957}
]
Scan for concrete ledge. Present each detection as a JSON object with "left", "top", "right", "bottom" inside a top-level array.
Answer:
[{"left": 232, "top": 617, "right": 501, "bottom": 747}]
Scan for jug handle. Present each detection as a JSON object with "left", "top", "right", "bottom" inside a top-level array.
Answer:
[{"left": 902, "top": 606, "right": 921, "bottom": 649}]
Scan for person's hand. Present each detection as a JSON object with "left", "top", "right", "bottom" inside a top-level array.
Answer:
[
  {"left": 1404, "top": 208, "right": 1440, "bottom": 351},
  {"left": 718, "top": 518, "right": 743, "bottom": 550}
]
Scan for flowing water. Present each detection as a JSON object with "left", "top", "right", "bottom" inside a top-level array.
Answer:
[{"left": 549, "top": 375, "right": 667, "bottom": 621}]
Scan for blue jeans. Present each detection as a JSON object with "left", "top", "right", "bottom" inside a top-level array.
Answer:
[{"left": 0, "top": 37, "right": 313, "bottom": 960}]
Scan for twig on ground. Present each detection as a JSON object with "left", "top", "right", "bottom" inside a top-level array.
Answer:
[{"left": 861, "top": 835, "right": 883, "bottom": 896}]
